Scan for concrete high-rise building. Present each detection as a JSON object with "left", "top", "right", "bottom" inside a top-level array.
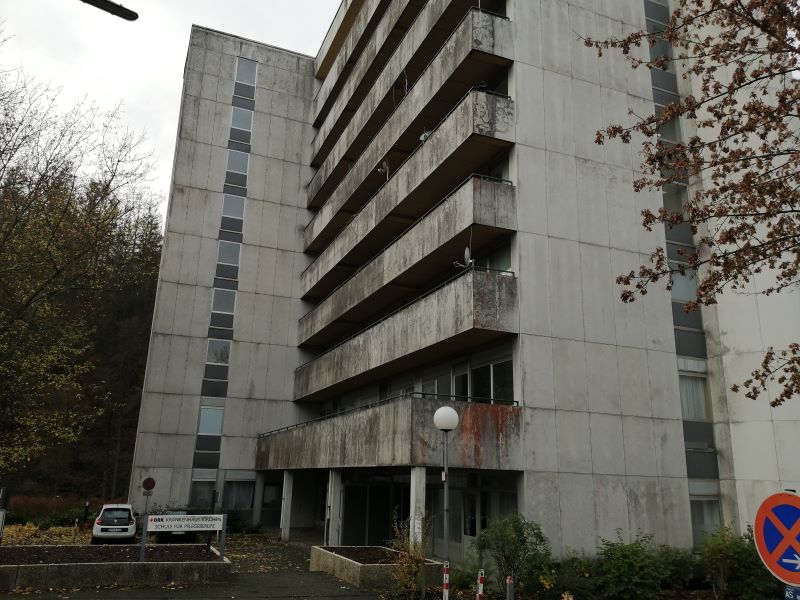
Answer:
[{"left": 130, "top": 0, "right": 800, "bottom": 557}]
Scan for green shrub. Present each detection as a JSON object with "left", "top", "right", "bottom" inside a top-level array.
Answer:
[
  {"left": 595, "top": 532, "right": 660, "bottom": 600},
  {"left": 539, "top": 555, "right": 598, "bottom": 600},
  {"left": 654, "top": 545, "right": 696, "bottom": 590},
  {"left": 474, "top": 513, "right": 551, "bottom": 592},
  {"left": 388, "top": 516, "right": 429, "bottom": 599},
  {"left": 698, "top": 526, "right": 780, "bottom": 600},
  {"left": 449, "top": 547, "right": 482, "bottom": 592}
]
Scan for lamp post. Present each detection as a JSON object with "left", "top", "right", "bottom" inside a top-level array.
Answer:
[{"left": 433, "top": 405, "right": 459, "bottom": 588}]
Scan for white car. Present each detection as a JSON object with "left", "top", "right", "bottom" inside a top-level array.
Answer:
[{"left": 91, "top": 504, "right": 136, "bottom": 543}]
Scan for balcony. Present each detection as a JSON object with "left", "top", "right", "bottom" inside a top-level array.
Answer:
[
  {"left": 309, "top": 7, "right": 513, "bottom": 205},
  {"left": 314, "top": 0, "right": 426, "bottom": 127},
  {"left": 294, "top": 268, "right": 518, "bottom": 402},
  {"left": 299, "top": 176, "right": 516, "bottom": 347},
  {"left": 304, "top": 88, "right": 515, "bottom": 271},
  {"left": 256, "top": 392, "right": 523, "bottom": 471}
]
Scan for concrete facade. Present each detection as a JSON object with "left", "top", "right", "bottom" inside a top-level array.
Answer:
[{"left": 132, "top": 0, "right": 798, "bottom": 558}]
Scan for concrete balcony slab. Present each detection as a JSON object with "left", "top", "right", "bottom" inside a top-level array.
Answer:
[
  {"left": 302, "top": 90, "right": 515, "bottom": 295},
  {"left": 314, "top": 0, "right": 425, "bottom": 128},
  {"left": 315, "top": 0, "right": 370, "bottom": 80},
  {"left": 256, "top": 393, "right": 523, "bottom": 470},
  {"left": 300, "top": 177, "right": 515, "bottom": 347},
  {"left": 293, "top": 268, "right": 518, "bottom": 402},
  {"left": 308, "top": 9, "right": 514, "bottom": 208}
]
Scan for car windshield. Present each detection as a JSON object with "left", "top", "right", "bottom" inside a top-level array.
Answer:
[{"left": 102, "top": 509, "right": 130, "bottom": 519}]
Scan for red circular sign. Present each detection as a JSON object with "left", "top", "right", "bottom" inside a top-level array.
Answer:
[
  {"left": 142, "top": 477, "right": 156, "bottom": 491},
  {"left": 754, "top": 492, "right": 800, "bottom": 586}
]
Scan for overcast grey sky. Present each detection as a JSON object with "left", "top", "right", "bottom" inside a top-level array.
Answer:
[{"left": 0, "top": 0, "right": 340, "bottom": 218}]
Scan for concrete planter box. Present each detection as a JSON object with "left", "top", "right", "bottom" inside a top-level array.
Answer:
[
  {"left": 309, "top": 545, "right": 441, "bottom": 590},
  {"left": 0, "top": 550, "right": 230, "bottom": 592}
]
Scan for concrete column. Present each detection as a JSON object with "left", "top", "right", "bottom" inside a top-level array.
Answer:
[
  {"left": 280, "top": 470, "right": 293, "bottom": 541},
  {"left": 251, "top": 472, "right": 265, "bottom": 527},
  {"left": 410, "top": 467, "right": 426, "bottom": 547},
  {"left": 325, "top": 469, "right": 343, "bottom": 546}
]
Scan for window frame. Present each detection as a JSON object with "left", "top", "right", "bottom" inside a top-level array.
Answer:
[
  {"left": 226, "top": 149, "right": 250, "bottom": 176},
  {"left": 212, "top": 288, "right": 237, "bottom": 315},
  {"left": 206, "top": 338, "right": 231, "bottom": 365},
  {"left": 235, "top": 57, "right": 257, "bottom": 86},
  {"left": 217, "top": 240, "right": 241, "bottom": 266}
]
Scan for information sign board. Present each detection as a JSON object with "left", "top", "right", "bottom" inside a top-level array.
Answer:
[{"left": 147, "top": 514, "right": 224, "bottom": 532}]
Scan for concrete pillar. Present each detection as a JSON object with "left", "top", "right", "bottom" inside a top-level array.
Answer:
[
  {"left": 410, "top": 467, "right": 426, "bottom": 547},
  {"left": 251, "top": 472, "right": 265, "bottom": 527},
  {"left": 325, "top": 469, "right": 343, "bottom": 546},
  {"left": 280, "top": 470, "right": 293, "bottom": 541}
]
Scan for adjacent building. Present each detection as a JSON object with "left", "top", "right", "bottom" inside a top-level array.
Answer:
[{"left": 130, "top": 0, "right": 800, "bottom": 558}]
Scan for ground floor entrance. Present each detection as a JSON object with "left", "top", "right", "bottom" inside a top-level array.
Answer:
[{"left": 260, "top": 467, "right": 519, "bottom": 563}]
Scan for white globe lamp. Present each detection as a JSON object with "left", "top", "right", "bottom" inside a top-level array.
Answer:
[{"left": 433, "top": 406, "right": 459, "bottom": 431}]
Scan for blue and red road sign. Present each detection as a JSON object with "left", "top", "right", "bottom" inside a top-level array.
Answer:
[{"left": 755, "top": 492, "right": 800, "bottom": 586}]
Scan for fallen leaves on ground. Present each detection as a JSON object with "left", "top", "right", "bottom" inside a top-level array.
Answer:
[
  {"left": 224, "top": 533, "right": 309, "bottom": 574},
  {"left": 2, "top": 525, "right": 92, "bottom": 546}
]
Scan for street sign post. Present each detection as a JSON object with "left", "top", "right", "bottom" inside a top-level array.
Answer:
[
  {"left": 754, "top": 492, "right": 800, "bottom": 587},
  {"left": 0, "top": 509, "right": 6, "bottom": 545}
]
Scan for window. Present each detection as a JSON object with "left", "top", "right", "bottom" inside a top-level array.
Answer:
[
  {"left": 222, "top": 194, "right": 245, "bottom": 219},
  {"left": 690, "top": 498, "right": 721, "bottom": 547},
  {"left": 190, "top": 481, "right": 216, "bottom": 508},
  {"left": 422, "top": 372, "right": 453, "bottom": 398},
  {"left": 207, "top": 339, "right": 231, "bottom": 365},
  {"left": 235, "top": 57, "right": 257, "bottom": 86},
  {"left": 471, "top": 365, "right": 492, "bottom": 399},
  {"left": 679, "top": 374, "right": 710, "bottom": 420},
  {"left": 223, "top": 480, "right": 255, "bottom": 510},
  {"left": 231, "top": 107, "right": 253, "bottom": 132},
  {"left": 212, "top": 288, "right": 236, "bottom": 314},
  {"left": 670, "top": 262, "right": 697, "bottom": 302},
  {"left": 217, "top": 240, "right": 240, "bottom": 266},
  {"left": 198, "top": 406, "right": 224, "bottom": 434},
  {"left": 227, "top": 149, "right": 249, "bottom": 175},
  {"left": 492, "top": 360, "right": 514, "bottom": 403},
  {"left": 470, "top": 359, "right": 514, "bottom": 403},
  {"left": 475, "top": 242, "right": 512, "bottom": 271},
  {"left": 454, "top": 372, "right": 468, "bottom": 397}
]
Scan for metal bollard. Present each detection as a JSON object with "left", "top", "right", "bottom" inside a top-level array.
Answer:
[
  {"left": 506, "top": 575, "right": 515, "bottom": 600},
  {"left": 476, "top": 569, "right": 485, "bottom": 600},
  {"left": 442, "top": 561, "right": 449, "bottom": 600}
]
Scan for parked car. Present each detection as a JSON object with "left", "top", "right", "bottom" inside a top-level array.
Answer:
[
  {"left": 91, "top": 504, "right": 136, "bottom": 544},
  {"left": 154, "top": 509, "right": 198, "bottom": 544}
]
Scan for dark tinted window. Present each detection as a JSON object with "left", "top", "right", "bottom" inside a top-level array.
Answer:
[{"left": 101, "top": 508, "right": 131, "bottom": 519}]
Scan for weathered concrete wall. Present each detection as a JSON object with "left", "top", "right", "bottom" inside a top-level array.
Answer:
[
  {"left": 309, "top": 546, "right": 442, "bottom": 589},
  {"left": 129, "top": 25, "right": 319, "bottom": 511},
  {"left": 306, "top": 23, "right": 514, "bottom": 247},
  {"left": 299, "top": 177, "right": 516, "bottom": 344},
  {"left": 310, "top": 7, "right": 513, "bottom": 202},
  {"left": 314, "top": 0, "right": 369, "bottom": 80},
  {"left": 0, "top": 557, "right": 230, "bottom": 592},
  {"left": 509, "top": 0, "right": 692, "bottom": 555},
  {"left": 294, "top": 269, "right": 518, "bottom": 400},
  {"left": 257, "top": 395, "right": 522, "bottom": 470},
  {"left": 302, "top": 90, "right": 515, "bottom": 294},
  {"left": 312, "top": 0, "right": 422, "bottom": 155}
]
